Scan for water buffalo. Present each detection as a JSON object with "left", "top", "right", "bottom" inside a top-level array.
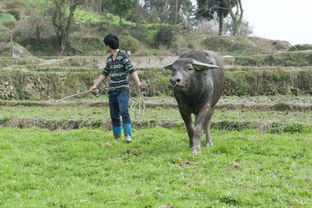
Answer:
[{"left": 165, "top": 49, "right": 224, "bottom": 154}]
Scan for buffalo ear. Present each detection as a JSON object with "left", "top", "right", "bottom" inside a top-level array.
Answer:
[
  {"left": 192, "top": 59, "right": 219, "bottom": 71},
  {"left": 164, "top": 64, "right": 173, "bottom": 70}
]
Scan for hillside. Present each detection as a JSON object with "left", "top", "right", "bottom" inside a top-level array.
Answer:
[{"left": 2, "top": 0, "right": 312, "bottom": 57}]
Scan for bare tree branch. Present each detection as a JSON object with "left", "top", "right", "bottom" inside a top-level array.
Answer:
[{"left": 223, "top": 0, "right": 243, "bottom": 35}]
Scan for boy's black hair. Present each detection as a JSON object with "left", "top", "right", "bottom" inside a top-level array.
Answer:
[{"left": 103, "top": 33, "right": 119, "bottom": 49}]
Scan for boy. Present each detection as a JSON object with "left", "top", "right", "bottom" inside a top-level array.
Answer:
[{"left": 90, "top": 33, "right": 142, "bottom": 142}]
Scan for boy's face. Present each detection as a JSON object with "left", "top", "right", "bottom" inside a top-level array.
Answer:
[{"left": 105, "top": 45, "right": 112, "bottom": 53}]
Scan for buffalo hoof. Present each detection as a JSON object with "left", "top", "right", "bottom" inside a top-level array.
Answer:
[
  {"left": 192, "top": 147, "right": 201, "bottom": 155},
  {"left": 205, "top": 142, "right": 213, "bottom": 147}
]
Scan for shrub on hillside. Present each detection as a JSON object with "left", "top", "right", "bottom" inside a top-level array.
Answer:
[
  {"left": 288, "top": 44, "right": 312, "bottom": 51},
  {"left": 0, "top": 25, "right": 11, "bottom": 41},
  {"left": 6, "top": 0, "right": 28, "bottom": 9},
  {"left": 154, "top": 26, "right": 175, "bottom": 48},
  {"left": 119, "top": 33, "right": 147, "bottom": 55},
  {"left": 0, "top": 12, "right": 16, "bottom": 25},
  {"left": 128, "top": 24, "right": 149, "bottom": 43}
]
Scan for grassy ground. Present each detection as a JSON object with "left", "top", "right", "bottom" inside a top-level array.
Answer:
[
  {"left": 1, "top": 105, "right": 312, "bottom": 126},
  {"left": 0, "top": 127, "right": 311, "bottom": 207}
]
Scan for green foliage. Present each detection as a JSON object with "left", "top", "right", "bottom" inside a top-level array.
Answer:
[
  {"left": 288, "top": 44, "right": 312, "bottom": 51},
  {"left": 127, "top": 24, "right": 150, "bottom": 43},
  {"left": 119, "top": 33, "right": 148, "bottom": 54},
  {"left": 0, "top": 127, "right": 312, "bottom": 207},
  {"left": 154, "top": 26, "right": 175, "bottom": 47},
  {"left": 25, "top": 0, "right": 50, "bottom": 10},
  {"left": 143, "top": 0, "right": 194, "bottom": 24},
  {"left": 224, "top": 71, "right": 250, "bottom": 96},
  {"left": 272, "top": 72, "right": 281, "bottom": 81},
  {"left": 270, "top": 123, "right": 307, "bottom": 134},
  {"left": 272, "top": 103, "right": 291, "bottom": 111},
  {"left": 0, "top": 13, "right": 16, "bottom": 25},
  {"left": 224, "top": 69, "right": 312, "bottom": 96},
  {"left": 196, "top": 0, "right": 235, "bottom": 35},
  {"left": 70, "top": 36, "right": 105, "bottom": 55},
  {"left": 111, "top": 0, "right": 138, "bottom": 24},
  {"left": 196, "top": 0, "right": 230, "bottom": 20},
  {"left": 20, "top": 38, "right": 58, "bottom": 56},
  {"left": 144, "top": 23, "right": 170, "bottom": 44},
  {"left": 74, "top": 9, "right": 134, "bottom": 25}
]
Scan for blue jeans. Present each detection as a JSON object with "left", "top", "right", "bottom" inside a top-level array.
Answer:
[{"left": 108, "top": 89, "right": 131, "bottom": 127}]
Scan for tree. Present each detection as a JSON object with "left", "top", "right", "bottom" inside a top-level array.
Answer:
[
  {"left": 225, "top": 18, "right": 252, "bottom": 36},
  {"left": 196, "top": 0, "right": 243, "bottom": 36},
  {"left": 51, "top": 0, "right": 85, "bottom": 54},
  {"left": 196, "top": 0, "right": 230, "bottom": 36},
  {"left": 142, "top": 0, "right": 193, "bottom": 24},
  {"left": 111, "top": 0, "right": 138, "bottom": 25},
  {"left": 223, "top": 0, "right": 243, "bottom": 36},
  {"left": 176, "top": 0, "right": 194, "bottom": 24}
]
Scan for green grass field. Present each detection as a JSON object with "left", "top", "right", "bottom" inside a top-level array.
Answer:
[{"left": 0, "top": 127, "right": 311, "bottom": 207}]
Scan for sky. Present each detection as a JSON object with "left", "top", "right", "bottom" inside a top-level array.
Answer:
[{"left": 190, "top": 0, "right": 312, "bottom": 44}]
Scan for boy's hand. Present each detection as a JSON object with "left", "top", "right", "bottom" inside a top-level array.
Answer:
[
  {"left": 138, "top": 81, "right": 148, "bottom": 91},
  {"left": 89, "top": 85, "right": 97, "bottom": 92},
  {"left": 90, "top": 75, "right": 106, "bottom": 93}
]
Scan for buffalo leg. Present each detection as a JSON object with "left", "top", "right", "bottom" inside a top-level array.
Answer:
[
  {"left": 193, "top": 104, "right": 211, "bottom": 154},
  {"left": 205, "top": 108, "right": 214, "bottom": 147},
  {"left": 179, "top": 108, "right": 194, "bottom": 148}
]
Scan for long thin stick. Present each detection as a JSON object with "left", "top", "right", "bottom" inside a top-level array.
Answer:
[{"left": 56, "top": 90, "right": 91, "bottom": 101}]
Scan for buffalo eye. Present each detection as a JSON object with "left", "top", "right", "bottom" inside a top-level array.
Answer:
[{"left": 188, "top": 67, "right": 193, "bottom": 71}]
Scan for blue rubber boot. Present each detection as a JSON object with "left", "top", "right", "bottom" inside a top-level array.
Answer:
[
  {"left": 113, "top": 126, "right": 121, "bottom": 139},
  {"left": 123, "top": 124, "right": 132, "bottom": 143}
]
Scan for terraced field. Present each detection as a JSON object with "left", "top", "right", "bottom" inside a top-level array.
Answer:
[
  {"left": 0, "top": 53, "right": 312, "bottom": 207},
  {"left": 1, "top": 53, "right": 312, "bottom": 132}
]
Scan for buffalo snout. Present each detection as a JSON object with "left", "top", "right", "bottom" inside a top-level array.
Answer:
[{"left": 170, "top": 77, "right": 181, "bottom": 87}]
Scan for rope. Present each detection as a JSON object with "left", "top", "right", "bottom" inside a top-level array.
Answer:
[
  {"left": 55, "top": 90, "right": 91, "bottom": 102},
  {"left": 130, "top": 81, "right": 148, "bottom": 119},
  {"left": 54, "top": 81, "right": 148, "bottom": 118},
  {"left": 131, "top": 91, "right": 146, "bottom": 119}
]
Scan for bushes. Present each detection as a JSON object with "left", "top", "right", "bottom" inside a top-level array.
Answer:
[
  {"left": 119, "top": 32, "right": 148, "bottom": 55},
  {"left": 127, "top": 24, "right": 150, "bottom": 43},
  {"left": 70, "top": 36, "right": 105, "bottom": 55},
  {"left": 288, "top": 44, "right": 312, "bottom": 51},
  {"left": 0, "top": 13, "right": 16, "bottom": 25},
  {"left": 20, "top": 38, "right": 58, "bottom": 56},
  {"left": 153, "top": 26, "right": 175, "bottom": 48},
  {"left": 19, "top": 36, "right": 106, "bottom": 56}
]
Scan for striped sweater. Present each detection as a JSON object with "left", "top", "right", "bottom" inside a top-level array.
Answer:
[{"left": 101, "top": 50, "right": 136, "bottom": 92}]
